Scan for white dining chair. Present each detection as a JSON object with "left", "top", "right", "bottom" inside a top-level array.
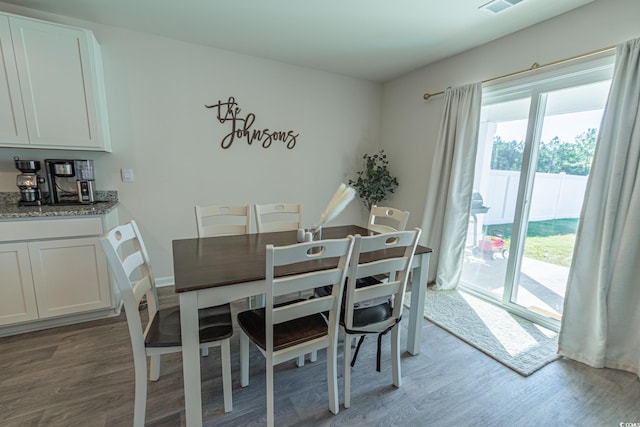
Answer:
[
  {"left": 100, "top": 220, "right": 233, "bottom": 426},
  {"left": 254, "top": 202, "right": 303, "bottom": 233},
  {"left": 341, "top": 228, "right": 421, "bottom": 409},
  {"left": 195, "top": 204, "right": 254, "bottom": 312},
  {"left": 195, "top": 204, "right": 251, "bottom": 236},
  {"left": 367, "top": 205, "right": 410, "bottom": 234},
  {"left": 237, "top": 236, "right": 354, "bottom": 427},
  {"left": 366, "top": 205, "right": 410, "bottom": 284},
  {"left": 255, "top": 201, "right": 310, "bottom": 363}
]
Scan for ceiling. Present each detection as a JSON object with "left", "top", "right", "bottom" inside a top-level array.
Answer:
[{"left": 1, "top": 0, "right": 595, "bottom": 82}]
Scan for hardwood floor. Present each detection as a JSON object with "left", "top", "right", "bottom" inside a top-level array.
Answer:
[{"left": 1, "top": 286, "right": 638, "bottom": 426}]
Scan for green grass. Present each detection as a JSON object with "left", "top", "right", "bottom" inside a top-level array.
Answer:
[
  {"left": 522, "top": 234, "right": 576, "bottom": 267},
  {"left": 482, "top": 219, "right": 578, "bottom": 267}
]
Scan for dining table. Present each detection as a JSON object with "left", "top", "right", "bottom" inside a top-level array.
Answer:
[{"left": 172, "top": 224, "right": 432, "bottom": 426}]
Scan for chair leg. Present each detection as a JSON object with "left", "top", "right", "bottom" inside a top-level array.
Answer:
[
  {"left": 310, "top": 350, "right": 318, "bottom": 363},
  {"left": 134, "top": 354, "right": 148, "bottom": 427},
  {"left": 148, "top": 355, "right": 161, "bottom": 381},
  {"left": 343, "top": 334, "right": 353, "bottom": 409},
  {"left": 327, "top": 339, "right": 339, "bottom": 415},
  {"left": 267, "top": 359, "right": 275, "bottom": 427},
  {"left": 240, "top": 331, "right": 250, "bottom": 387},
  {"left": 221, "top": 339, "right": 233, "bottom": 412},
  {"left": 391, "top": 325, "right": 401, "bottom": 388},
  {"left": 297, "top": 355, "right": 305, "bottom": 367}
]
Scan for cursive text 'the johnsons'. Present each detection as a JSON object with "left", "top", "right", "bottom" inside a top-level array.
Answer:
[{"left": 205, "top": 97, "right": 299, "bottom": 149}]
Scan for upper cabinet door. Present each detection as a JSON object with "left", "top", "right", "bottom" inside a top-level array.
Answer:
[
  {"left": 0, "top": 15, "right": 29, "bottom": 145},
  {"left": 9, "top": 16, "right": 102, "bottom": 149},
  {"left": 0, "top": 13, "right": 111, "bottom": 152}
]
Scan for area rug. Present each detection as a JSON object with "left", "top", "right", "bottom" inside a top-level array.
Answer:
[{"left": 405, "top": 289, "right": 560, "bottom": 376}]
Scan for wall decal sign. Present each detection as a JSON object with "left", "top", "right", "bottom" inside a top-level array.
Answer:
[{"left": 205, "top": 97, "right": 300, "bottom": 149}]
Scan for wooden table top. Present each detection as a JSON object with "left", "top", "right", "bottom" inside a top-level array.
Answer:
[{"left": 172, "top": 224, "right": 432, "bottom": 293}]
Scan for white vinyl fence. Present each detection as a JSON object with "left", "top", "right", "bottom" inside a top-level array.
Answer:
[{"left": 481, "top": 170, "right": 588, "bottom": 225}]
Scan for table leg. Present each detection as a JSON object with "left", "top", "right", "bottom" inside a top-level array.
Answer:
[
  {"left": 407, "top": 252, "right": 430, "bottom": 355},
  {"left": 180, "top": 291, "right": 203, "bottom": 426}
]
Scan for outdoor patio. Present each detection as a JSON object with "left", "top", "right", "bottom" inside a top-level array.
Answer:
[{"left": 461, "top": 248, "right": 568, "bottom": 320}]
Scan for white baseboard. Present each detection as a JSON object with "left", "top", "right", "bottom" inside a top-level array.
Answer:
[{"left": 0, "top": 306, "right": 120, "bottom": 338}]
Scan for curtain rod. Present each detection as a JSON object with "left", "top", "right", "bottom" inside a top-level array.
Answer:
[{"left": 422, "top": 45, "right": 615, "bottom": 101}]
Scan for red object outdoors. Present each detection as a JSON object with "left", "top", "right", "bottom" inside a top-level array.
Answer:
[{"left": 478, "top": 236, "right": 505, "bottom": 252}]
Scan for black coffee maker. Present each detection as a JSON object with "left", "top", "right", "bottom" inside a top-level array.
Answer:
[
  {"left": 44, "top": 159, "right": 96, "bottom": 204},
  {"left": 14, "top": 156, "right": 45, "bottom": 206}
]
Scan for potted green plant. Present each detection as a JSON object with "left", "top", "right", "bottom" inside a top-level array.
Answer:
[{"left": 349, "top": 150, "right": 399, "bottom": 210}]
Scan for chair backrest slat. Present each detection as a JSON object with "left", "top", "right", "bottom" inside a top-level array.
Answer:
[
  {"left": 272, "top": 297, "right": 334, "bottom": 324},
  {"left": 356, "top": 257, "right": 410, "bottom": 279},
  {"left": 352, "top": 281, "right": 402, "bottom": 304},
  {"left": 273, "top": 269, "right": 343, "bottom": 297},
  {"left": 121, "top": 251, "right": 145, "bottom": 280},
  {"left": 132, "top": 276, "right": 153, "bottom": 304}
]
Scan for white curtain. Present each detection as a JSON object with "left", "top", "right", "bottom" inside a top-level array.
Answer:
[
  {"left": 558, "top": 38, "right": 640, "bottom": 378},
  {"left": 421, "top": 83, "right": 482, "bottom": 290}
]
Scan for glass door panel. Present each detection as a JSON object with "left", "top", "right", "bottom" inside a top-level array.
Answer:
[
  {"left": 461, "top": 97, "right": 529, "bottom": 302},
  {"left": 510, "top": 81, "right": 610, "bottom": 320}
]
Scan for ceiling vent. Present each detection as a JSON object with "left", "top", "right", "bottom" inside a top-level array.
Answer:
[{"left": 480, "top": 0, "right": 525, "bottom": 14}]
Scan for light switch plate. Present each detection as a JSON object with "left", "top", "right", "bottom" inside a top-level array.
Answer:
[{"left": 121, "top": 168, "right": 134, "bottom": 182}]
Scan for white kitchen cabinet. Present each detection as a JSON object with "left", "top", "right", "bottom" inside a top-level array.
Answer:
[
  {"left": 0, "top": 12, "right": 111, "bottom": 151},
  {"left": 0, "top": 211, "right": 120, "bottom": 335},
  {"left": 28, "top": 237, "right": 111, "bottom": 318},
  {"left": 0, "top": 15, "right": 28, "bottom": 145},
  {"left": 0, "top": 242, "right": 38, "bottom": 326}
]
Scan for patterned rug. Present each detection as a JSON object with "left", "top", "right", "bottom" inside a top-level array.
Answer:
[{"left": 405, "top": 288, "right": 560, "bottom": 376}]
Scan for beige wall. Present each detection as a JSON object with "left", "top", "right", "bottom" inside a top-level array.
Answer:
[
  {"left": 380, "top": 0, "right": 640, "bottom": 241},
  {"left": 0, "top": 3, "right": 382, "bottom": 279}
]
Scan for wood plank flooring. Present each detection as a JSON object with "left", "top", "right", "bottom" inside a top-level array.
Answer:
[{"left": 1, "top": 286, "right": 638, "bottom": 426}]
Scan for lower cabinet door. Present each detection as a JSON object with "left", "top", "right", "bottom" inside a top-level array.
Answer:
[
  {"left": 28, "top": 237, "right": 111, "bottom": 318},
  {"left": 0, "top": 243, "right": 39, "bottom": 325}
]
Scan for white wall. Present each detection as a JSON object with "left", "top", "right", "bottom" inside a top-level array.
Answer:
[
  {"left": 6, "top": 0, "right": 638, "bottom": 278},
  {"left": 0, "top": 3, "right": 382, "bottom": 278},
  {"left": 380, "top": 0, "right": 640, "bottom": 241}
]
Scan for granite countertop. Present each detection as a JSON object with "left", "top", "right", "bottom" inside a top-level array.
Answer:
[{"left": 0, "top": 191, "right": 118, "bottom": 219}]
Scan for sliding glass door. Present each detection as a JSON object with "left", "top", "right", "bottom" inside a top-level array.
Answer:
[{"left": 460, "top": 55, "right": 614, "bottom": 330}]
